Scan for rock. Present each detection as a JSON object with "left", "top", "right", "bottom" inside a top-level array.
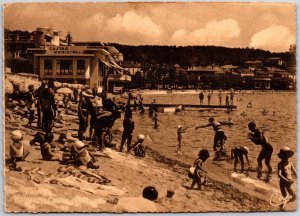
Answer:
[{"left": 115, "top": 197, "right": 158, "bottom": 212}]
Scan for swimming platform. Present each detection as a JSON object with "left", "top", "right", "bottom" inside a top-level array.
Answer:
[{"left": 132, "top": 104, "right": 237, "bottom": 110}]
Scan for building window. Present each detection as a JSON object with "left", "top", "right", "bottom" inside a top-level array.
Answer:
[
  {"left": 44, "top": 59, "right": 53, "bottom": 75},
  {"left": 77, "top": 59, "right": 86, "bottom": 75},
  {"left": 57, "top": 60, "right": 73, "bottom": 75}
]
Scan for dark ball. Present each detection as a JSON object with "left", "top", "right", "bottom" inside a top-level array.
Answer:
[{"left": 142, "top": 186, "right": 158, "bottom": 201}]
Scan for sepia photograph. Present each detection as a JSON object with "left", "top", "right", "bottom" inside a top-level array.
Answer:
[{"left": 3, "top": 1, "right": 297, "bottom": 213}]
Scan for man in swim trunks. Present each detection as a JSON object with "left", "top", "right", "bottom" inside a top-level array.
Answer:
[{"left": 247, "top": 121, "right": 273, "bottom": 175}]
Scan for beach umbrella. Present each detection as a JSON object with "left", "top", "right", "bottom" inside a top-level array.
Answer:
[{"left": 57, "top": 87, "right": 73, "bottom": 94}]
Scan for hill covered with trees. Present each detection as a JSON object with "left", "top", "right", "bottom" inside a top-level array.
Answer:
[{"left": 109, "top": 43, "right": 293, "bottom": 67}]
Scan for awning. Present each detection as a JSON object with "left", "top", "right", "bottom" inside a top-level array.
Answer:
[
  {"left": 100, "top": 60, "right": 112, "bottom": 68},
  {"left": 110, "top": 60, "right": 123, "bottom": 70}
]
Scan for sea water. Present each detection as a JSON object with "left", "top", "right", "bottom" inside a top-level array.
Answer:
[{"left": 128, "top": 91, "right": 297, "bottom": 187}]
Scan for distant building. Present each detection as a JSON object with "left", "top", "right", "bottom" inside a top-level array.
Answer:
[
  {"left": 268, "top": 57, "right": 285, "bottom": 68},
  {"left": 239, "top": 68, "right": 255, "bottom": 77},
  {"left": 120, "top": 61, "right": 142, "bottom": 75},
  {"left": 254, "top": 77, "right": 271, "bottom": 89},
  {"left": 27, "top": 27, "right": 129, "bottom": 92},
  {"left": 221, "top": 65, "right": 240, "bottom": 75},
  {"left": 244, "top": 60, "right": 263, "bottom": 71},
  {"left": 186, "top": 66, "right": 217, "bottom": 76}
]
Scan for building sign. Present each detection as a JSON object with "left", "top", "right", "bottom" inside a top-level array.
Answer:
[{"left": 47, "top": 46, "right": 87, "bottom": 55}]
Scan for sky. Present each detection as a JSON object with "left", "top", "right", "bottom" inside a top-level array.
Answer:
[{"left": 4, "top": 2, "right": 296, "bottom": 52}]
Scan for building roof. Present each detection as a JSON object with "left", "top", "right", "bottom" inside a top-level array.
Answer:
[
  {"left": 120, "top": 61, "right": 141, "bottom": 68},
  {"left": 221, "top": 65, "right": 239, "bottom": 69},
  {"left": 186, "top": 66, "right": 216, "bottom": 73},
  {"left": 269, "top": 57, "right": 282, "bottom": 60}
]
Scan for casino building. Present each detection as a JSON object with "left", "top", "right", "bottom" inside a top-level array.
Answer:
[{"left": 27, "top": 27, "right": 130, "bottom": 92}]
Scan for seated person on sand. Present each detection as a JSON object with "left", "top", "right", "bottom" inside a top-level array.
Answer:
[
  {"left": 9, "top": 130, "right": 30, "bottom": 171},
  {"left": 30, "top": 132, "right": 59, "bottom": 161},
  {"left": 188, "top": 149, "right": 210, "bottom": 190},
  {"left": 69, "top": 140, "right": 99, "bottom": 169},
  {"left": 129, "top": 134, "right": 146, "bottom": 157},
  {"left": 231, "top": 146, "right": 250, "bottom": 173}
]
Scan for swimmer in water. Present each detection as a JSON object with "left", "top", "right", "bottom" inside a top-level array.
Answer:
[
  {"left": 240, "top": 110, "right": 247, "bottom": 116},
  {"left": 260, "top": 109, "right": 269, "bottom": 116},
  {"left": 247, "top": 102, "right": 252, "bottom": 108}
]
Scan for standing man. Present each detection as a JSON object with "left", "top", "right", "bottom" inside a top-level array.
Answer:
[
  {"left": 120, "top": 111, "right": 135, "bottom": 152},
  {"left": 35, "top": 80, "right": 47, "bottom": 129},
  {"left": 218, "top": 90, "right": 222, "bottom": 106},
  {"left": 230, "top": 90, "right": 235, "bottom": 106},
  {"left": 78, "top": 89, "right": 93, "bottom": 140},
  {"left": 247, "top": 121, "right": 273, "bottom": 177},
  {"left": 199, "top": 90, "right": 204, "bottom": 105},
  {"left": 27, "top": 85, "right": 37, "bottom": 128},
  {"left": 40, "top": 79, "right": 57, "bottom": 136},
  {"left": 207, "top": 90, "right": 212, "bottom": 106}
]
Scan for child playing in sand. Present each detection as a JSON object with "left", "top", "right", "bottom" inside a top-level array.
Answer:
[
  {"left": 195, "top": 117, "right": 227, "bottom": 152},
  {"left": 129, "top": 134, "right": 146, "bottom": 157},
  {"left": 277, "top": 147, "right": 297, "bottom": 205},
  {"left": 189, "top": 149, "right": 210, "bottom": 190},
  {"left": 71, "top": 140, "right": 99, "bottom": 169},
  {"left": 231, "top": 146, "right": 250, "bottom": 173},
  {"left": 9, "top": 130, "right": 30, "bottom": 171},
  {"left": 30, "top": 132, "right": 59, "bottom": 161}
]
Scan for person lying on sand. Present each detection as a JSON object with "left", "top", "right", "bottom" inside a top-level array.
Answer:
[
  {"left": 231, "top": 146, "right": 250, "bottom": 173},
  {"left": 188, "top": 149, "right": 210, "bottom": 190},
  {"left": 129, "top": 134, "right": 146, "bottom": 157}
]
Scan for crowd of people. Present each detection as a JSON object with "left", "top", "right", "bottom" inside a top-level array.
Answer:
[
  {"left": 6, "top": 80, "right": 297, "bottom": 210},
  {"left": 198, "top": 89, "right": 235, "bottom": 106}
]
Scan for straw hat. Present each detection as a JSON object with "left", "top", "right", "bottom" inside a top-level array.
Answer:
[
  {"left": 137, "top": 134, "right": 145, "bottom": 140},
  {"left": 278, "top": 147, "right": 294, "bottom": 158},
  {"left": 82, "top": 89, "right": 94, "bottom": 98},
  {"left": 177, "top": 125, "right": 183, "bottom": 129},
  {"left": 11, "top": 130, "right": 22, "bottom": 141},
  {"left": 73, "top": 140, "right": 85, "bottom": 149}
]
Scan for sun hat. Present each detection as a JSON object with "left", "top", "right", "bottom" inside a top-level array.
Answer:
[
  {"left": 137, "top": 134, "right": 145, "bottom": 140},
  {"left": 73, "top": 140, "right": 85, "bottom": 149},
  {"left": 178, "top": 125, "right": 182, "bottom": 129},
  {"left": 11, "top": 130, "right": 22, "bottom": 141},
  {"left": 278, "top": 147, "right": 294, "bottom": 158},
  {"left": 82, "top": 89, "right": 94, "bottom": 98}
]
